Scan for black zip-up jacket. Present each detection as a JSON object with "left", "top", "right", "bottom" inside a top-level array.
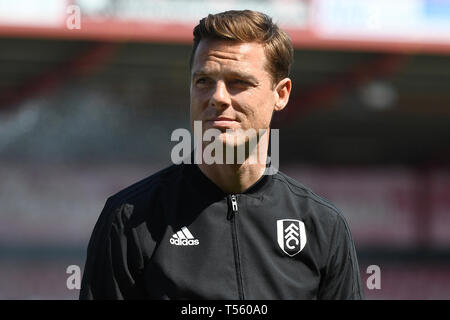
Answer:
[{"left": 80, "top": 160, "right": 365, "bottom": 300}]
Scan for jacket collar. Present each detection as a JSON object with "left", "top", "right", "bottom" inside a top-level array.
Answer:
[{"left": 182, "top": 151, "right": 274, "bottom": 199}]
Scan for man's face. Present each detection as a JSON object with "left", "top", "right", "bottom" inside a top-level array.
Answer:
[{"left": 190, "top": 39, "right": 289, "bottom": 147}]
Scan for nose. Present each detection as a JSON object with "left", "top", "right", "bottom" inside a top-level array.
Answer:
[{"left": 210, "top": 80, "right": 231, "bottom": 109}]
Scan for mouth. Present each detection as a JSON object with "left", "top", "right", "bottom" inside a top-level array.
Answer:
[{"left": 206, "top": 116, "right": 238, "bottom": 128}]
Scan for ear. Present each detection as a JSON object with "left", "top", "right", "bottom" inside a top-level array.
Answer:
[{"left": 273, "top": 78, "right": 292, "bottom": 112}]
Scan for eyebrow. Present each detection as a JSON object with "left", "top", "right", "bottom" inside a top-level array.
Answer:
[{"left": 192, "top": 70, "right": 259, "bottom": 84}]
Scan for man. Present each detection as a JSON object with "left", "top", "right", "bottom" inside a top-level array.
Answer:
[{"left": 80, "top": 10, "right": 364, "bottom": 300}]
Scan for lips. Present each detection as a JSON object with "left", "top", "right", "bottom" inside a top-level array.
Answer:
[
  {"left": 211, "top": 116, "right": 235, "bottom": 121},
  {"left": 206, "top": 116, "right": 238, "bottom": 128}
]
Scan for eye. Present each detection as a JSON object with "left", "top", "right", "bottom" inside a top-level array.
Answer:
[
  {"left": 230, "top": 79, "right": 251, "bottom": 87},
  {"left": 228, "top": 79, "right": 254, "bottom": 91},
  {"left": 195, "top": 77, "right": 213, "bottom": 87},
  {"left": 236, "top": 79, "right": 249, "bottom": 85}
]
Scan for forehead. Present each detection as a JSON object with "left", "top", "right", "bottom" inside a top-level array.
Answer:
[{"left": 191, "top": 39, "right": 267, "bottom": 74}]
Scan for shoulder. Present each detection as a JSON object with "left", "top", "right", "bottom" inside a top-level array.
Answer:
[
  {"left": 273, "top": 171, "right": 342, "bottom": 215},
  {"left": 95, "top": 163, "right": 183, "bottom": 230},
  {"left": 272, "top": 171, "right": 347, "bottom": 227},
  {"left": 84, "top": 165, "right": 183, "bottom": 259},
  {"left": 273, "top": 171, "right": 358, "bottom": 271},
  {"left": 106, "top": 163, "right": 182, "bottom": 208}
]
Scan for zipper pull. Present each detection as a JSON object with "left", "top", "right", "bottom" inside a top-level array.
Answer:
[
  {"left": 231, "top": 194, "right": 238, "bottom": 212},
  {"left": 227, "top": 194, "right": 239, "bottom": 220}
]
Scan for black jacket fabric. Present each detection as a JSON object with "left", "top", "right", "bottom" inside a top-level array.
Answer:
[{"left": 80, "top": 160, "right": 365, "bottom": 300}]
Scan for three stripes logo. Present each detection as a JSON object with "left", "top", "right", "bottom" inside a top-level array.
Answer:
[
  {"left": 170, "top": 226, "right": 199, "bottom": 246},
  {"left": 277, "top": 219, "right": 307, "bottom": 257}
]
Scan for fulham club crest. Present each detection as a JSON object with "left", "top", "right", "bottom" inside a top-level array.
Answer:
[{"left": 277, "top": 219, "right": 307, "bottom": 257}]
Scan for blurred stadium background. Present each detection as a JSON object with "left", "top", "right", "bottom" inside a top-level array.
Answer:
[{"left": 1, "top": 0, "right": 450, "bottom": 299}]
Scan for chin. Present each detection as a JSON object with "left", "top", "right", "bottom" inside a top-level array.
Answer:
[
  {"left": 217, "top": 132, "right": 237, "bottom": 146},
  {"left": 225, "top": 132, "right": 253, "bottom": 149}
]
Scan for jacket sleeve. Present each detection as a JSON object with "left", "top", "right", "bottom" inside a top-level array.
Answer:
[
  {"left": 317, "top": 213, "right": 365, "bottom": 300},
  {"left": 79, "top": 199, "right": 146, "bottom": 300}
]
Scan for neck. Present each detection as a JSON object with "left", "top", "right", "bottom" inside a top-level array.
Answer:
[{"left": 196, "top": 132, "right": 269, "bottom": 194}]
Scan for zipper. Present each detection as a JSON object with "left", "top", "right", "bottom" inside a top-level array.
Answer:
[{"left": 227, "top": 194, "right": 245, "bottom": 300}]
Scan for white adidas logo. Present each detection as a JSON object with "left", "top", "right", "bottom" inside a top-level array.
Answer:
[{"left": 169, "top": 226, "right": 199, "bottom": 246}]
